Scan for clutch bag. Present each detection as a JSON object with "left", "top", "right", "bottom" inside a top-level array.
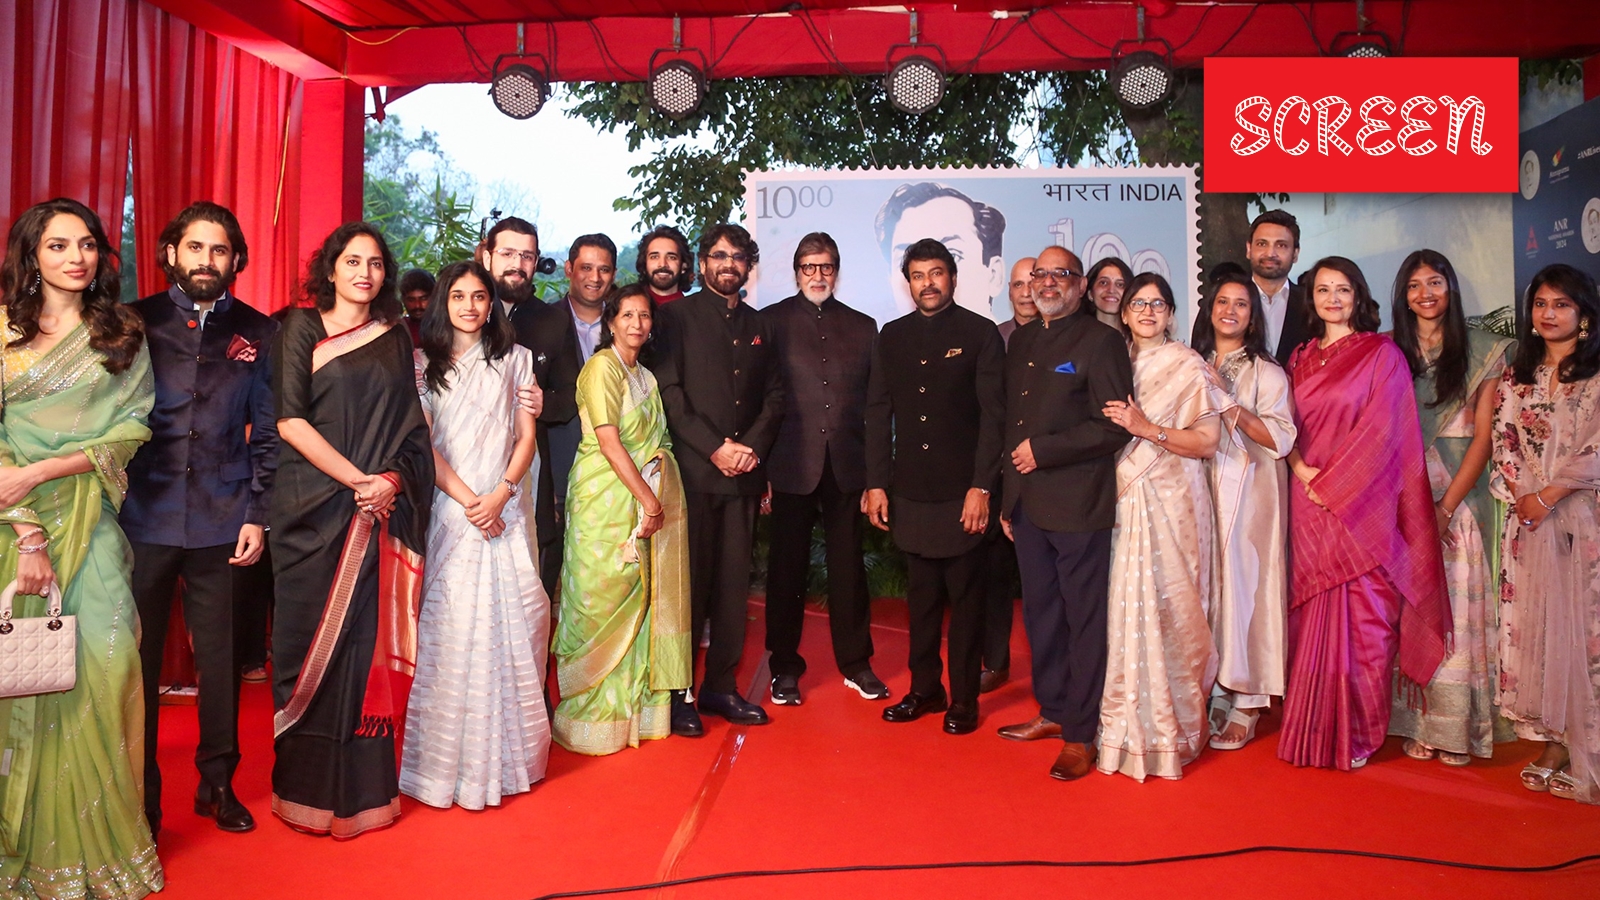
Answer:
[{"left": 0, "top": 580, "right": 77, "bottom": 699}]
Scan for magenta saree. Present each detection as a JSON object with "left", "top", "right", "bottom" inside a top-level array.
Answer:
[{"left": 1280, "top": 332, "right": 1449, "bottom": 769}]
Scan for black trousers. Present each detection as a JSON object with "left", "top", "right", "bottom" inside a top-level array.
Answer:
[
  {"left": 534, "top": 429, "right": 562, "bottom": 599},
  {"left": 131, "top": 541, "right": 242, "bottom": 821},
  {"left": 233, "top": 541, "right": 274, "bottom": 670},
  {"left": 687, "top": 491, "right": 759, "bottom": 695},
  {"left": 1011, "top": 507, "right": 1111, "bottom": 743},
  {"left": 904, "top": 543, "right": 987, "bottom": 706},
  {"left": 763, "top": 460, "right": 874, "bottom": 680},
  {"left": 981, "top": 531, "right": 1017, "bottom": 671}
]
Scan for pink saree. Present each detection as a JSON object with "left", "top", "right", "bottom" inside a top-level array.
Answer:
[{"left": 1280, "top": 332, "right": 1449, "bottom": 769}]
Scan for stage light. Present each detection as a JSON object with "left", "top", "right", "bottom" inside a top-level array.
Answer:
[
  {"left": 885, "top": 55, "right": 946, "bottom": 115},
  {"left": 649, "top": 59, "right": 707, "bottom": 120},
  {"left": 490, "top": 63, "right": 548, "bottom": 120},
  {"left": 1111, "top": 50, "right": 1175, "bottom": 112},
  {"left": 1332, "top": 33, "right": 1393, "bottom": 58}
]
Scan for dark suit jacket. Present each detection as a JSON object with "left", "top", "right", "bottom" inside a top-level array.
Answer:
[
  {"left": 762, "top": 293, "right": 876, "bottom": 495},
  {"left": 1001, "top": 315, "right": 1133, "bottom": 533},
  {"left": 508, "top": 297, "right": 582, "bottom": 546},
  {"left": 1273, "top": 281, "right": 1311, "bottom": 366},
  {"left": 656, "top": 289, "right": 784, "bottom": 496},
  {"left": 865, "top": 303, "right": 1005, "bottom": 502},
  {"left": 123, "top": 288, "right": 279, "bottom": 548}
]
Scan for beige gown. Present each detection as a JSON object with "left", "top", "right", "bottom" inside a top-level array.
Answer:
[
  {"left": 1098, "top": 340, "right": 1231, "bottom": 781},
  {"left": 1206, "top": 349, "right": 1295, "bottom": 705}
]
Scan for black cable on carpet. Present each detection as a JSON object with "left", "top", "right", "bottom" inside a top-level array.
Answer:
[{"left": 526, "top": 846, "right": 1600, "bottom": 899}]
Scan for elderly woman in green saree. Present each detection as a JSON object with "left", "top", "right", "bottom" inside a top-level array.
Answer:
[
  {"left": 553, "top": 284, "right": 692, "bottom": 755},
  {"left": 0, "top": 199, "right": 160, "bottom": 898}
]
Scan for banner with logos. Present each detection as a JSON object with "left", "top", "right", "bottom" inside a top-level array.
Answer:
[
  {"left": 1514, "top": 96, "right": 1600, "bottom": 308},
  {"left": 1203, "top": 57, "right": 1518, "bottom": 193},
  {"left": 742, "top": 166, "right": 1200, "bottom": 332}
]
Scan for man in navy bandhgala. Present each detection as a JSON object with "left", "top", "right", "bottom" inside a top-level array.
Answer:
[{"left": 123, "top": 201, "right": 279, "bottom": 837}]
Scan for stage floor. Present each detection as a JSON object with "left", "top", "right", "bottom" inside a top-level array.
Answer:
[{"left": 149, "top": 597, "right": 1598, "bottom": 899}]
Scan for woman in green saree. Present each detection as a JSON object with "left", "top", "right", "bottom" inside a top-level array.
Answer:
[
  {"left": 553, "top": 284, "right": 691, "bottom": 755},
  {"left": 1387, "top": 249, "right": 1515, "bottom": 765},
  {"left": 0, "top": 199, "right": 161, "bottom": 898}
]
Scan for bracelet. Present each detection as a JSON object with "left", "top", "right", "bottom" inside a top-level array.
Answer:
[
  {"left": 1535, "top": 491, "right": 1556, "bottom": 511},
  {"left": 643, "top": 506, "right": 665, "bottom": 518},
  {"left": 501, "top": 478, "right": 521, "bottom": 499},
  {"left": 16, "top": 531, "right": 49, "bottom": 554},
  {"left": 378, "top": 472, "right": 402, "bottom": 494}
]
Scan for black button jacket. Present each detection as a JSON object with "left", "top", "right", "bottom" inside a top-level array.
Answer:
[
  {"left": 508, "top": 297, "right": 581, "bottom": 428},
  {"left": 1001, "top": 314, "right": 1133, "bottom": 533},
  {"left": 762, "top": 293, "right": 876, "bottom": 495},
  {"left": 656, "top": 289, "right": 785, "bottom": 496},
  {"left": 866, "top": 302, "right": 1004, "bottom": 502}
]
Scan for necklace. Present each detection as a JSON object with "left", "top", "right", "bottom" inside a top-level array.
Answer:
[{"left": 616, "top": 348, "right": 649, "bottom": 400}]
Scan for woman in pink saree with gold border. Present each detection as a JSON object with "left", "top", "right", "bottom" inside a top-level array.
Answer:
[{"left": 1281, "top": 257, "right": 1450, "bottom": 771}]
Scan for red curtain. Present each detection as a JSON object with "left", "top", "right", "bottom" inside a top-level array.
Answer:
[
  {"left": 0, "top": 0, "right": 134, "bottom": 252},
  {"left": 131, "top": 2, "right": 303, "bottom": 312}
]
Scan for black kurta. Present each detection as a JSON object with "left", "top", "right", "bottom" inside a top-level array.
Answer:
[{"left": 268, "top": 309, "right": 433, "bottom": 838}]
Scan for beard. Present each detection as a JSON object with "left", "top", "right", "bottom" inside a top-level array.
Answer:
[
  {"left": 649, "top": 268, "right": 680, "bottom": 292},
  {"left": 1034, "top": 293, "right": 1069, "bottom": 318},
  {"left": 174, "top": 266, "right": 233, "bottom": 303},
  {"left": 495, "top": 274, "right": 534, "bottom": 305},
  {"left": 1251, "top": 258, "right": 1289, "bottom": 280},
  {"left": 707, "top": 267, "right": 748, "bottom": 296}
]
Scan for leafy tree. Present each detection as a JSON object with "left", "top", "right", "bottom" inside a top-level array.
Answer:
[{"left": 363, "top": 115, "right": 482, "bottom": 274}]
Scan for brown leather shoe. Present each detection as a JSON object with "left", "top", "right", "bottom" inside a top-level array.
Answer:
[
  {"left": 997, "top": 714, "right": 1062, "bottom": 742},
  {"left": 1049, "top": 742, "right": 1096, "bottom": 781},
  {"left": 979, "top": 667, "right": 1009, "bottom": 693}
]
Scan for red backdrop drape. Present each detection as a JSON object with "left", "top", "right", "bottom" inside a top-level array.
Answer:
[
  {"left": 0, "top": 0, "right": 134, "bottom": 252},
  {"left": 131, "top": 2, "right": 304, "bottom": 311}
]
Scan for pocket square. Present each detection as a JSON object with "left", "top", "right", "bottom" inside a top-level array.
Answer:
[
  {"left": 1054, "top": 361, "right": 1077, "bottom": 374},
  {"left": 945, "top": 347, "right": 963, "bottom": 358},
  {"left": 226, "top": 335, "right": 259, "bottom": 363}
]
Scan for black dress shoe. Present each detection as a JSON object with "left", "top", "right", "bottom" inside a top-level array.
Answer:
[
  {"left": 671, "top": 691, "right": 705, "bottom": 737},
  {"left": 943, "top": 702, "right": 979, "bottom": 735},
  {"left": 979, "top": 667, "right": 1009, "bottom": 694},
  {"left": 194, "top": 784, "right": 255, "bottom": 833},
  {"left": 770, "top": 674, "right": 803, "bottom": 706},
  {"left": 882, "top": 689, "right": 949, "bottom": 723},
  {"left": 698, "top": 690, "right": 771, "bottom": 725}
]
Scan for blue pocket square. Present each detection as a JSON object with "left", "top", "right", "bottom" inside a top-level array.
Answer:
[{"left": 1054, "top": 362, "right": 1077, "bottom": 374}]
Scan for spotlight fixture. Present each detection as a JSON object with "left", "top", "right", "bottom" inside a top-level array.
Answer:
[
  {"left": 885, "top": 55, "right": 946, "bottom": 115},
  {"left": 1331, "top": 32, "right": 1393, "bottom": 58},
  {"left": 490, "top": 61, "right": 548, "bottom": 120},
  {"left": 1110, "top": 48, "right": 1175, "bottom": 112},
  {"left": 648, "top": 58, "right": 707, "bottom": 120}
]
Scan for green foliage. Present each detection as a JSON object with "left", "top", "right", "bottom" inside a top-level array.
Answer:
[
  {"left": 363, "top": 115, "right": 482, "bottom": 274},
  {"left": 1033, "top": 71, "right": 1139, "bottom": 167},
  {"left": 1520, "top": 59, "right": 1583, "bottom": 95}
]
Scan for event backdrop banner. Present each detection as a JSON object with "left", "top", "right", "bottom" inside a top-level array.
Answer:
[
  {"left": 1514, "top": 95, "right": 1600, "bottom": 305},
  {"left": 1203, "top": 57, "right": 1518, "bottom": 193},
  {"left": 742, "top": 166, "right": 1200, "bottom": 332}
]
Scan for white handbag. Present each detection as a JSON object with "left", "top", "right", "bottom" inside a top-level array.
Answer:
[{"left": 0, "top": 580, "right": 77, "bottom": 699}]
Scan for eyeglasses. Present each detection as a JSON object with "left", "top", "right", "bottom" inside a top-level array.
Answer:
[
  {"left": 798, "top": 262, "right": 837, "bottom": 276},
  {"left": 708, "top": 251, "right": 751, "bottom": 265},
  {"left": 1031, "top": 267, "right": 1082, "bottom": 281},
  {"left": 494, "top": 248, "right": 539, "bottom": 264},
  {"left": 1128, "top": 298, "right": 1171, "bottom": 312}
]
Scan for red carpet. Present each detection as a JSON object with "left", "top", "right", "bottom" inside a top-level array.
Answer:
[{"left": 150, "top": 598, "right": 1598, "bottom": 899}]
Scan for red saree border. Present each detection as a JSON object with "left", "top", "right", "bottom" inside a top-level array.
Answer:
[
  {"left": 271, "top": 794, "right": 401, "bottom": 841},
  {"left": 273, "top": 510, "right": 376, "bottom": 739},
  {"left": 311, "top": 318, "right": 390, "bottom": 374}
]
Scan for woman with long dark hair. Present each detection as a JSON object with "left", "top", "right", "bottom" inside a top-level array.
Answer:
[
  {"left": 0, "top": 199, "right": 161, "bottom": 896},
  {"left": 400, "top": 260, "right": 549, "bottom": 808},
  {"left": 269, "top": 222, "right": 433, "bottom": 837},
  {"left": 1098, "top": 273, "right": 1231, "bottom": 780},
  {"left": 1192, "top": 270, "right": 1296, "bottom": 751},
  {"left": 1386, "top": 250, "right": 1514, "bottom": 766},
  {"left": 552, "top": 284, "right": 692, "bottom": 755},
  {"left": 1279, "top": 256, "right": 1449, "bottom": 770},
  {"left": 1083, "top": 256, "right": 1133, "bottom": 329},
  {"left": 1491, "top": 263, "right": 1600, "bottom": 803}
]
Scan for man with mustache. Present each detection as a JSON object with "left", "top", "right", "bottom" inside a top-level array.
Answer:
[
  {"left": 482, "top": 217, "right": 575, "bottom": 597},
  {"left": 656, "top": 224, "right": 784, "bottom": 731},
  {"left": 761, "top": 232, "right": 888, "bottom": 707},
  {"left": 637, "top": 225, "right": 694, "bottom": 306},
  {"left": 864, "top": 238, "right": 1004, "bottom": 735},
  {"left": 996, "top": 244, "right": 1133, "bottom": 781},
  {"left": 1246, "top": 210, "right": 1309, "bottom": 365},
  {"left": 125, "top": 201, "right": 280, "bottom": 836}
]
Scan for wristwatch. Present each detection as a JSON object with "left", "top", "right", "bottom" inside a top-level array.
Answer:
[{"left": 502, "top": 478, "right": 521, "bottom": 498}]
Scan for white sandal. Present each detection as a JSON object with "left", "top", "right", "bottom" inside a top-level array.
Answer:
[
  {"left": 1521, "top": 762, "right": 1557, "bottom": 792},
  {"left": 1207, "top": 695, "right": 1233, "bottom": 737},
  {"left": 1208, "top": 707, "right": 1259, "bottom": 751}
]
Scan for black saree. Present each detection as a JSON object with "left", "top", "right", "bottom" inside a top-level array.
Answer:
[{"left": 267, "top": 309, "right": 433, "bottom": 839}]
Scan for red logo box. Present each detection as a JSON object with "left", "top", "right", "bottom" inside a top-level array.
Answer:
[{"left": 1202, "top": 57, "right": 1518, "bottom": 193}]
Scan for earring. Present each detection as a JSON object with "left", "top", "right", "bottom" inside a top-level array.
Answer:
[
  {"left": 27, "top": 272, "right": 40, "bottom": 295},
  {"left": 1582, "top": 317, "right": 1591, "bottom": 341},
  {"left": 87, "top": 277, "right": 97, "bottom": 294}
]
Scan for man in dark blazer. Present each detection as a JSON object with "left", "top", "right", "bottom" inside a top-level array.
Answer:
[
  {"left": 125, "top": 202, "right": 278, "bottom": 835},
  {"left": 996, "top": 244, "right": 1133, "bottom": 781},
  {"left": 864, "top": 238, "right": 1005, "bottom": 736},
  {"left": 657, "top": 223, "right": 784, "bottom": 729},
  {"left": 761, "top": 232, "right": 887, "bottom": 708},
  {"left": 1246, "top": 209, "right": 1310, "bottom": 365},
  {"left": 484, "top": 217, "right": 581, "bottom": 598}
]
